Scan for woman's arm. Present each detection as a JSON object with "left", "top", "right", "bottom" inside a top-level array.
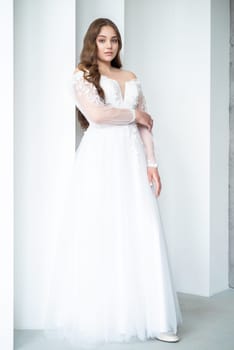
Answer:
[
  {"left": 136, "top": 84, "right": 158, "bottom": 168},
  {"left": 136, "top": 81, "right": 162, "bottom": 197}
]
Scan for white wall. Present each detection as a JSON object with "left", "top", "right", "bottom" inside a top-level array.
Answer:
[
  {"left": 0, "top": 1, "right": 14, "bottom": 348},
  {"left": 14, "top": 0, "right": 76, "bottom": 328},
  {"left": 125, "top": 0, "right": 229, "bottom": 296}
]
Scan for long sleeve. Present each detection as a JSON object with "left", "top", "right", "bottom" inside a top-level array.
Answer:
[
  {"left": 72, "top": 71, "right": 136, "bottom": 125},
  {"left": 137, "top": 83, "right": 158, "bottom": 168}
]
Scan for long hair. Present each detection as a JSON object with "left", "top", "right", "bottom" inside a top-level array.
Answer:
[{"left": 75, "top": 18, "right": 123, "bottom": 130}]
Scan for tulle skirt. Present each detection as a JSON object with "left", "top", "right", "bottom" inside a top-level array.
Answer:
[{"left": 43, "top": 123, "right": 182, "bottom": 348}]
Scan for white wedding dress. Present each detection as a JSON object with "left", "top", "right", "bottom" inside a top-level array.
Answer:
[{"left": 43, "top": 70, "right": 183, "bottom": 348}]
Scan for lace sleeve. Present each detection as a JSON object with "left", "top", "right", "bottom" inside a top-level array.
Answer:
[
  {"left": 72, "top": 70, "right": 136, "bottom": 125},
  {"left": 137, "top": 82, "right": 158, "bottom": 168}
]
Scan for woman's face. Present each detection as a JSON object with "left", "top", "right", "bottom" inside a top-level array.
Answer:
[{"left": 96, "top": 25, "right": 119, "bottom": 63}]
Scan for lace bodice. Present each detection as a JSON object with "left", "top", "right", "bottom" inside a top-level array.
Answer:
[{"left": 72, "top": 70, "right": 158, "bottom": 167}]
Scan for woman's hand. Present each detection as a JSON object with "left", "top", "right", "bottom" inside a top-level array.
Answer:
[
  {"left": 135, "top": 110, "right": 153, "bottom": 131},
  {"left": 147, "top": 167, "right": 162, "bottom": 197}
]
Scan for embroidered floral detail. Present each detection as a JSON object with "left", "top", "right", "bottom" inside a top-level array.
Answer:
[
  {"left": 129, "top": 124, "right": 141, "bottom": 170},
  {"left": 72, "top": 71, "right": 104, "bottom": 106},
  {"left": 135, "top": 80, "right": 147, "bottom": 112}
]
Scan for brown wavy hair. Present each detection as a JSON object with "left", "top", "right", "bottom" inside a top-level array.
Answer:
[{"left": 75, "top": 18, "right": 123, "bottom": 130}]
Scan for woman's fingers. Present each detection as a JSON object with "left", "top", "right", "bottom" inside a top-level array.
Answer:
[
  {"left": 135, "top": 110, "right": 153, "bottom": 130},
  {"left": 148, "top": 118, "right": 153, "bottom": 131},
  {"left": 146, "top": 116, "right": 153, "bottom": 130},
  {"left": 147, "top": 170, "right": 152, "bottom": 184},
  {"left": 148, "top": 169, "right": 162, "bottom": 197},
  {"left": 153, "top": 173, "right": 161, "bottom": 197}
]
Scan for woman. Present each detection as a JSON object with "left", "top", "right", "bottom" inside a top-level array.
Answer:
[{"left": 44, "top": 18, "right": 182, "bottom": 348}]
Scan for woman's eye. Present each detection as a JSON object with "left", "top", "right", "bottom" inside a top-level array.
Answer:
[{"left": 97, "top": 38, "right": 118, "bottom": 44}]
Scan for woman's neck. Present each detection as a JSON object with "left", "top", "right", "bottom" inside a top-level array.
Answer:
[{"left": 97, "top": 61, "right": 115, "bottom": 75}]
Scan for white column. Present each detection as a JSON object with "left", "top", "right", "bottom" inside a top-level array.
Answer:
[
  {"left": 0, "top": 1, "right": 14, "bottom": 349},
  {"left": 14, "top": 0, "right": 76, "bottom": 328},
  {"left": 172, "top": 0, "right": 211, "bottom": 296}
]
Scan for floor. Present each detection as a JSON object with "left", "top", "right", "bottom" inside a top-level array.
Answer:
[{"left": 14, "top": 288, "right": 234, "bottom": 350}]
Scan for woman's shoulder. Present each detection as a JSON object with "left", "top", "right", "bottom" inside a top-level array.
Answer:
[
  {"left": 73, "top": 68, "right": 81, "bottom": 74},
  {"left": 73, "top": 68, "right": 83, "bottom": 80},
  {"left": 109, "top": 67, "right": 136, "bottom": 80},
  {"left": 119, "top": 68, "right": 137, "bottom": 80},
  {"left": 73, "top": 63, "right": 91, "bottom": 77},
  {"left": 73, "top": 67, "right": 88, "bottom": 76},
  {"left": 72, "top": 68, "right": 91, "bottom": 86}
]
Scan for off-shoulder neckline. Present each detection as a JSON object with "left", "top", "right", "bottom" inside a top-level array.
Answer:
[
  {"left": 100, "top": 75, "right": 139, "bottom": 100},
  {"left": 100, "top": 74, "right": 139, "bottom": 84},
  {"left": 73, "top": 70, "right": 140, "bottom": 101},
  {"left": 73, "top": 70, "right": 139, "bottom": 84}
]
